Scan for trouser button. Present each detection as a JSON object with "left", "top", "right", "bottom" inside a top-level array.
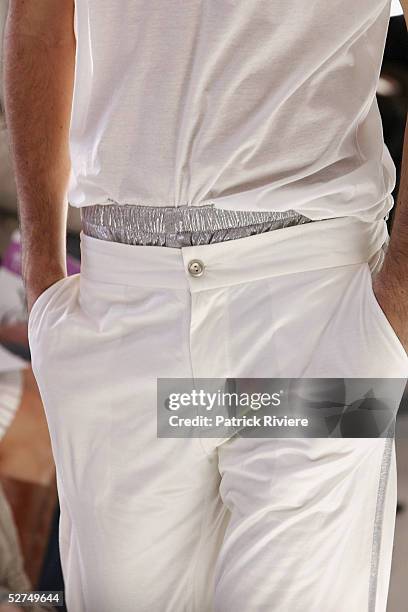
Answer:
[{"left": 188, "top": 259, "right": 205, "bottom": 277}]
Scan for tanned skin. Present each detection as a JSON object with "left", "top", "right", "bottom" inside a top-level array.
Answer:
[
  {"left": 3, "top": 0, "right": 75, "bottom": 314},
  {"left": 2, "top": 0, "right": 408, "bottom": 352},
  {"left": 372, "top": 1, "right": 408, "bottom": 350}
]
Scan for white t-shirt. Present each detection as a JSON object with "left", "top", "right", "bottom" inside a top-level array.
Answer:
[{"left": 68, "top": 0, "right": 396, "bottom": 222}]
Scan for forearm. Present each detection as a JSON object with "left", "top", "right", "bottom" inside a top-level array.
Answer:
[
  {"left": 379, "top": 114, "right": 408, "bottom": 290},
  {"left": 388, "top": 116, "right": 408, "bottom": 270},
  {"left": 2, "top": 1, "right": 76, "bottom": 298},
  {"left": 380, "top": 1, "right": 408, "bottom": 289},
  {"left": 371, "top": 111, "right": 408, "bottom": 350}
]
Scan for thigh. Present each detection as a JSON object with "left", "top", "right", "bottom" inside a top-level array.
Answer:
[
  {"left": 224, "top": 261, "right": 408, "bottom": 378},
  {"left": 216, "top": 435, "right": 396, "bottom": 612},
  {"left": 213, "top": 260, "right": 406, "bottom": 611},
  {"left": 28, "top": 273, "right": 228, "bottom": 612}
]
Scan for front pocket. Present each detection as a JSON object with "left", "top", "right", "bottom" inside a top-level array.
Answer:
[
  {"left": 365, "top": 263, "right": 408, "bottom": 361},
  {"left": 27, "top": 275, "right": 72, "bottom": 336}
]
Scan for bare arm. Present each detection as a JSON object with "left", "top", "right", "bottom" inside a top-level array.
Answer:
[
  {"left": 372, "top": 2, "right": 408, "bottom": 348},
  {"left": 2, "top": 0, "right": 76, "bottom": 313}
]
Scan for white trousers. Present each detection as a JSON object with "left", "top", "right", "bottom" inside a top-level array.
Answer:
[{"left": 28, "top": 216, "right": 408, "bottom": 612}]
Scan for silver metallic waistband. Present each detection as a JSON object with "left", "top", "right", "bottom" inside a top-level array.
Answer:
[{"left": 80, "top": 203, "right": 313, "bottom": 248}]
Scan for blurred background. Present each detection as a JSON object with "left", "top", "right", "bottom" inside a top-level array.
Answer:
[{"left": 0, "top": 1, "right": 406, "bottom": 610}]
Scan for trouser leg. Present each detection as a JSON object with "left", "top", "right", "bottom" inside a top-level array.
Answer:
[
  {"left": 202, "top": 261, "right": 408, "bottom": 612},
  {"left": 28, "top": 273, "right": 230, "bottom": 612},
  {"left": 214, "top": 436, "right": 396, "bottom": 612}
]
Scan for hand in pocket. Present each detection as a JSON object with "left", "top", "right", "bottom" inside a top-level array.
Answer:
[{"left": 26, "top": 272, "right": 67, "bottom": 317}]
